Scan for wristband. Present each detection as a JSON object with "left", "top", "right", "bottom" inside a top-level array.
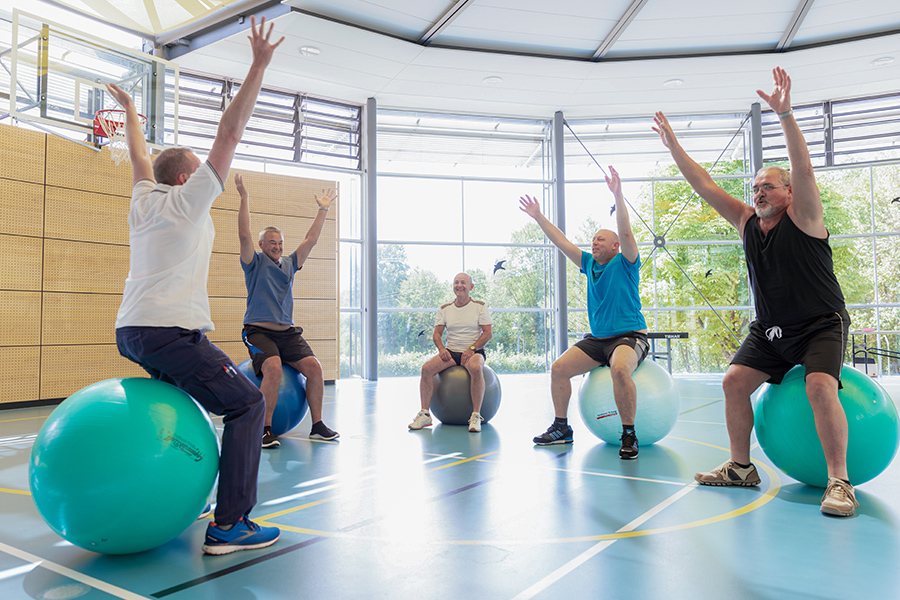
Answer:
[
  {"left": 318, "top": 206, "right": 329, "bottom": 212},
  {"left": 777, "top": 109, "right": 793, "bottom": 120}
]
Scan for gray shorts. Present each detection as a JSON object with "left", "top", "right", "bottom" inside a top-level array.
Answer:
[{"left": 574, "top": 331, "right": 649, "bottom": 367}]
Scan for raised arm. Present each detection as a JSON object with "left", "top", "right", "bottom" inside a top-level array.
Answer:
[
  {"left": 236, "top": 173, "right": 255, "bottom": 265},
  {"left": 206, "top": 16, "right": 284, "bottom": 182},
  {"left": 606, "top": 166, "right": 639, "bottom": 263},
  {"left": 294, "top": 189, "right": 336, "bottom": 266},
  {"left": 757, "top": 67, "right": 825, "bottom": 236},
  {"left": 105, "top": 84, "right": 154, "bottom": 186},
  {"left": 653, "top": 112, "right": 751, "bottom": 232},
  {"left": 519, "top": 195, "right": 582, "bottom": 266}
]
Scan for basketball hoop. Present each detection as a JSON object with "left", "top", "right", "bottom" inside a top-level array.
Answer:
[{"left": 93, "top": 109, "right": 147, "bottom": 166}]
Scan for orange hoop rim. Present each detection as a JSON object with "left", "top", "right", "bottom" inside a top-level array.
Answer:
[{"left": 93, "top": 109, "right": 147, "bottom": 138}]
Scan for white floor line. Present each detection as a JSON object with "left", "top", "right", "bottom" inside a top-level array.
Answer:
[
  {"left": 0, "top": 541, "right": 151, "bottom": 600},
  {"left": 511, "top": 483, "right": 699, "bottom": 600}
]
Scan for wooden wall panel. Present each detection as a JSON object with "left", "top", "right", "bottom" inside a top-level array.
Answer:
[
  {"left": 208, "top": 252, "right": 244, "bottom": 297},
  {"left": 0, "top": 291, "right": 42, "bottom": 346},
  {"left": 42, "top": 292, "right": 120, "bottom": 345},
  {"left": 0, "top": 126, "right": 45, "bottom": 184},
  {"left": 0, "top": 123, "right": 340, "bottom": 403},
  {"left": 208, "top": 297, "right": 246, "bottom": 343},
  {"left": 40, "top": 345, "right": 146, "bottom": 400},
  {"left": 0, "top": 179, "right": 44, "bottom": 238},
  {"left": 43, "top": 239, "right": 129, "bottom": 294},
  {"left": 307, "top": 339, "right": 337, "bottom": 378},
  {"left": 0, "top": 235, "right": 43, "bottom": 291},
  {"left": 45, "top": 135, "right": 133, "bottom": 197},
  {"left": 294, "top": 299, "right": 338, "bottom": 340},
  {"left": 0, "top": 347, "right": 40, "bottom": 403},
  {"left": 294, "top": 258, "right": 337, "bottom": 299},
  {"left": 45, "top": 187, "right": 130, "bottom": 245}
]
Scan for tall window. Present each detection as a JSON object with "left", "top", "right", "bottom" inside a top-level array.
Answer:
[{"left": 376, "top": 110, "right": 553, "bottom": 376}]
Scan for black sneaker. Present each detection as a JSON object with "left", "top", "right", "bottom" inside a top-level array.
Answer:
[
  {"left": 262, "top": 427, "right": 280, "bottom": 449},
  {"left": 310, "top": 421, "right": 340, "bottom": 441},
  {"left": 619, "top": 430, "right": 639, "bottom": 459},
  {"left": 533, "top": 423, "right": 574, "bottom": 446}
]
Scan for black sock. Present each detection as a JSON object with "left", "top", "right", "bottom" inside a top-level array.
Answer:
[
  {"left": 734, "top": 461, "right": 752, "bottom": 469},
  {"left": 553, "top": 417, "right": 568, "bottom": 427},
  {"left": 622, "top": 424, "right": 635, "bottom": 433}
]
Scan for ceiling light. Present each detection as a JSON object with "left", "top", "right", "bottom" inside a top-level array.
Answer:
[
  {"left": 483, "top": 76, "right": 503, "bottom": 85},
  {"left": 299, "top": 46, "right": 321, "bottom": 57},
  {"left": 663, "top": 78, "right": 684, "bottom": 88},
  {"left": 870, "top": 56, "right": 894, "bottom": 68}
]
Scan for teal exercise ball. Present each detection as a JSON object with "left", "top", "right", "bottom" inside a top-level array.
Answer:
[
  {"left": 237, "top": 359, "right": 308, "bottom": 436},
  {"left": 754, "top": 365, "right": 899, "bottom": 487},
  {"left": 29, "top": 378, "right": 220, "bottom": 554},
  {"left": 431, "top": 365, "right": 502, "bottom": 425},
  {"left": 578, "top": 360, "right": 680, "bottom": 445}
]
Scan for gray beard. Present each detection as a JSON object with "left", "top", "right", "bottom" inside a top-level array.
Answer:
[{"left": 755, "top": 203, "right": 780, "bottom": 219}]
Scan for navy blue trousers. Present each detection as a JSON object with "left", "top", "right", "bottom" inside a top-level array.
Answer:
[{"left": 116, "top": 326, "right": 265, "bottom": 526}]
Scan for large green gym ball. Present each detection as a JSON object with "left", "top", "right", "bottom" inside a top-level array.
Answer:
[
  {"left": 29, "top": 378, "right": 220, "bottom": 554},
  {"left": 754, "top": 366, "right": 900, "bottom": 488}
]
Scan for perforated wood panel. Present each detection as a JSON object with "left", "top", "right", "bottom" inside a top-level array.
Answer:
[
  {"left": 214, "top": 171, "right": 337, "bottom": 218},
  {"left": 42, "top": 292, "right": 121, "bottom": 345},
  {"left": 43, "top": 239, "right": 130, "bottom": 294},
  {"left": 0, "top": 235, "right": 43, "bottom": 291},
  {"left": 0, "top": 179, "right": 44, "bottom": 238},
  {"left": 0, "top": 291, "right": 41, "bottom": 346},
  {"left": 208, "top": 252, "right": 245, "bottom": 297},
  {"left": 45, "top": 135, "right": 133, "bottom": 197},
  {"left": 306, "top": 339, "right": 338, "bottom": 378},
  {"left": 208, "top": 297, "right": 247, "bottom": 343},
  {"left": 210, "top": 208, "right": 241, "bottom": 254},
  {"left": 294, "top": 258, "right": 337, "bottom": 299},
  {"left": 40, "top": 344, "right": 147, "bottom": 400},
  {"left": 0, "top": 347, "right": 40, "bottom": 403},
  {"left": 0, "top": 125, "right": 45, "bottom": 184},
  {"left": 45, "top": 187, "right": 130, "bottom": 245},
  {"left": 294, "top": 299, "right": 338, "bottom": 341}
]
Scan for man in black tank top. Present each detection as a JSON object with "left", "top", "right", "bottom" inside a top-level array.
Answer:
[{"left": 653, "top": 67, "right": 856, "bottom": 517}]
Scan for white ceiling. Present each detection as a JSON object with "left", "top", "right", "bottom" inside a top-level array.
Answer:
[{"left": 36, "top": 0, "right": 900, "bottom": 118}]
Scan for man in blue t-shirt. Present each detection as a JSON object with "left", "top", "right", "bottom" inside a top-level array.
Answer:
[
  {"left": 237, "top": 174, "right": 339, "bottom": 448},
  {"left": 520, "top": 166, "right": 648, "bottom": 457}
]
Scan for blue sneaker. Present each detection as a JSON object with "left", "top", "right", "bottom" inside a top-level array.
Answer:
[
  {"left": 202, "top": 517, "right": 280, "bottom": 555},
  {"left": 533, "top": 422, "right": 574, "bottom": 446}
]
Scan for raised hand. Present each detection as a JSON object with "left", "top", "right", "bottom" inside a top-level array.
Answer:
[
  {"left": 235, "top": 173, "right": 247, "bottom": 197},
  {"left": 605, "top": 165, "right": 622, "bottom": 197},
  {"left": 315, "top": 188, "right": 337, "bottom": 210},
  {"left": 652, "top": 112, "right": 678, "bottom": 149},
  {"left": 248, "top": 15, "right": 284, "bottom": 69},
  {"left": 519, "top": 194, "right": 542, "bottom": 219},
  {"left": 105, "top": 83, "right": 133, "bottom": 109},
  {"left": 757, "top": 67, "right": 792, "bottom": 115}
]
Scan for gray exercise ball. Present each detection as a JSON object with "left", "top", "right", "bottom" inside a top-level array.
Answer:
[{"left": 430, "top": 365, "right": 502, "bottom": 425}]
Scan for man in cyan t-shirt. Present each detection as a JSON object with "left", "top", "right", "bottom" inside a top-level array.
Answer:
[
  {"left": 520, "top": 167, "right": 648, "bottom": 458},
  {"left": 237, "top": 175, "right": 339, "bottom": 448},
  {"left": 408, "top": 272, "right": 493, "bottom": 433}
]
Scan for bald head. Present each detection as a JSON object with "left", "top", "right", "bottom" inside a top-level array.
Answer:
[{"left": 591, "top": 229, "right": 621, "bottom": 264}]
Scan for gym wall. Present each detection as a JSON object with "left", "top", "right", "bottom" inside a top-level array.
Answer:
[{"left": 0, "top": 123, "right": 339, "bottom": 405}]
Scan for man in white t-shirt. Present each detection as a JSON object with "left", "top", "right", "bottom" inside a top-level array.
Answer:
[
  {"left": 408, "top": 273, "right": 493, "bottom": 433},
  {"left": 109, "top": 17, "right": 284, "bottom": 555}
]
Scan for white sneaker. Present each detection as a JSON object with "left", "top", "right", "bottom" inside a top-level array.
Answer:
[
  {"left": 409, "top": 409, "right": 432, "bottom": 430},
  {"left": 468, "top": 412, "right": 483, "bottom": 433},
  {"left": 821, "top": 478, "right": 858, "bottom": 517}
]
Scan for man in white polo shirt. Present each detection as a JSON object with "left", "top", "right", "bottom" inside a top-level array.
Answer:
[
  {"left": 408, "top": 272, "right": 493, "bottom": 433},
  {"left": 109, "top": 16, "right": 284, "bottom": 555}
]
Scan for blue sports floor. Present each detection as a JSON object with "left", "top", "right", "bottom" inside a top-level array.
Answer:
[{"left": 1, "top": 373, "right": 899, "bottom": 599}]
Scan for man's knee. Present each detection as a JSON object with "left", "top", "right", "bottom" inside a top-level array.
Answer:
[
  {"left": 297, "top": 356, "right": 323, "bottom": 381},
  {"left": 806, "top": 372, "right": 839, "bottom": 406},
  {"left": 260, "top": 356, "right": 282, "bottom": 380}
]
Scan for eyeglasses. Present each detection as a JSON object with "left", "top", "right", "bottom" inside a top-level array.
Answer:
[{"left": 751, "top": 183, "right": 789, "bottom": 195}]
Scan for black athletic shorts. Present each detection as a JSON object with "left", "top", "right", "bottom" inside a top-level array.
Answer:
[
  {"left": 242, "top": 325, "right": 315, "bottom": 378},
  {"left": 574, "top": 331, "right": 649, "bottom": 367},
  {"left": 731, "top": 308, "right": 849, "bottom": 385},
  {"left": 449, "top": 349, "right": 486, "bottom": 366}
]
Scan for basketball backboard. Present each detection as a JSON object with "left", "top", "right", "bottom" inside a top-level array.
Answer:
[{"left": 9, "top": 9, "right": 178, "bottom": 150}]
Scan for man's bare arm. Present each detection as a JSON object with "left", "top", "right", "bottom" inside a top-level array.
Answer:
[
  {"left": 236, "top": 173, "right": 255, "bottom": 265},
  {"left": 105, "top": 84, "right": 154, "bottom": 186},
  {"left": 519, "top": 195, "right": 583, "bottom": 266},
  {"left": 294, "top": 189, "right": 336, "bottom": 267}
]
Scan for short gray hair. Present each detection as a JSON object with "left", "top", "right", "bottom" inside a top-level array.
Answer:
[{"left": 258, "top": 226, "right": 282, "bottom": 243}]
